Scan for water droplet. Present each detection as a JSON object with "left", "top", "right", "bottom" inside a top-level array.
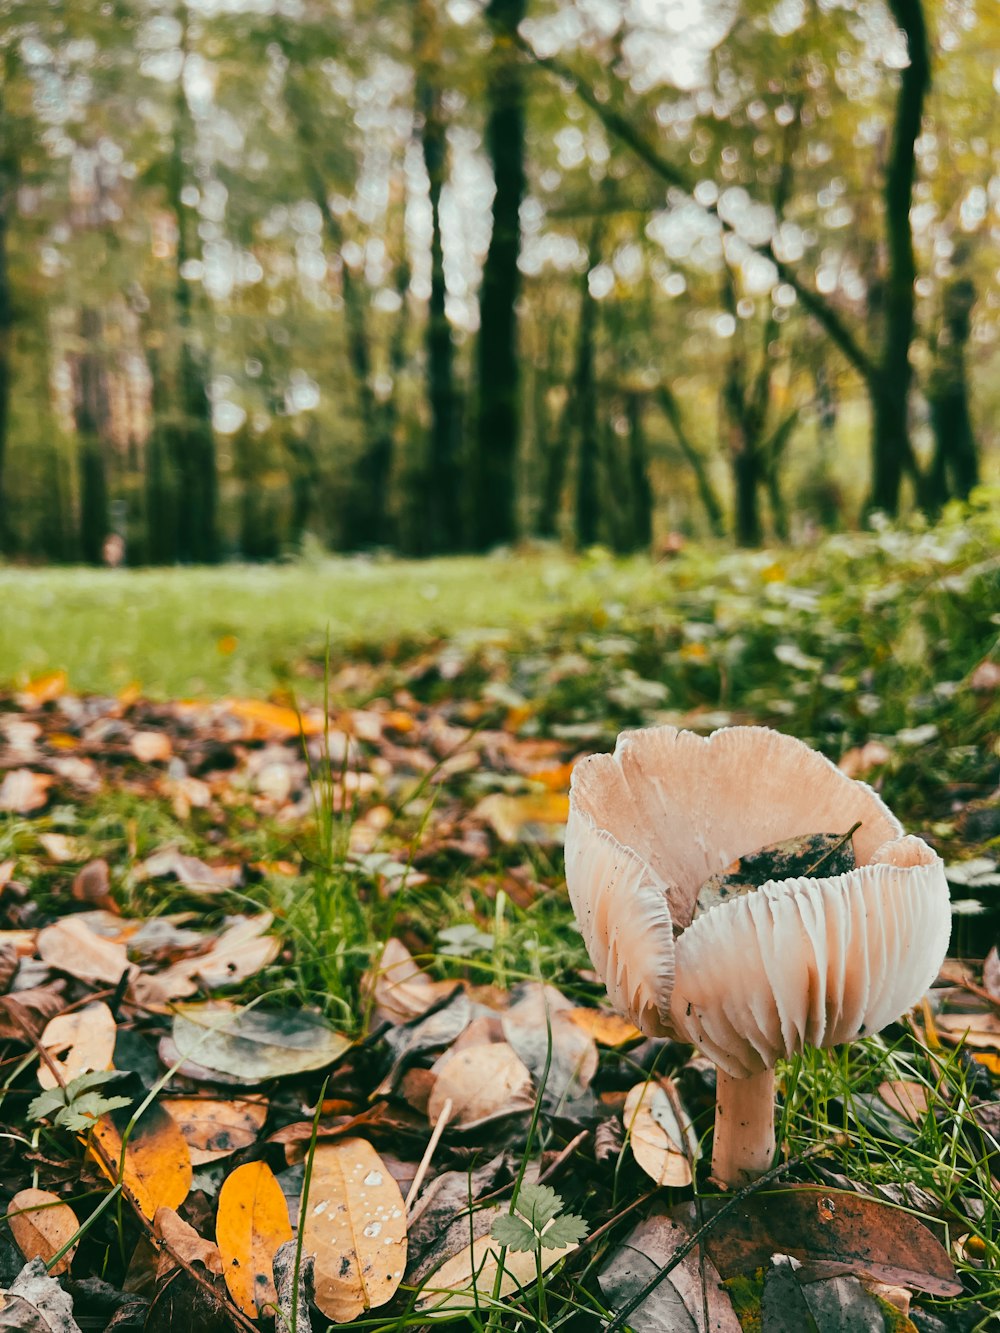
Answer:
[
  {"left": 364, "top": 1170, "right": 383, "bottom": 1186},
  {"left": 363, "top": 1221, "right": 382, "bottom": 1238}
]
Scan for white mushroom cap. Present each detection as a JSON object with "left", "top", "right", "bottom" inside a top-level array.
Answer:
[{"left": 566, "top": 726, "right": 951, "bottom": 1064}]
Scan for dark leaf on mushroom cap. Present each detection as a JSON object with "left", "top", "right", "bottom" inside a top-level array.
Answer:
[{"left": 694, "top": 828, "right": 859, "bottom": 919}]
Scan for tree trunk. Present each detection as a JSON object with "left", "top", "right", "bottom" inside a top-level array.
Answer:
[
  {"left": 473, "top": 0, "right": 527, "bottom": 550},
  {"left": 76, "top": 308, "right": 110, "bottom": 565},
  {"left": 572, "top": 227, "right": 602, "bottom": 548},
  {"left": 870, "top": 0, "right": 931, "bottom": 515},
  {"left": 625, "top": 392, "right": 653, "bottom": 550},
  {"left": 415, "top": 0, "right": 462, "bottom": 553},
  {"left": 731, "top": 434, "right": 761, "bottom": 548},
  {"left": 0, "top": 75, "right": 14, "bottom": 555},
  {"left": 928, "top": 273, "right": 978, "bottom": 509},
  {"left": 656, "top": 385, "right": 726, "bottom": 538}
]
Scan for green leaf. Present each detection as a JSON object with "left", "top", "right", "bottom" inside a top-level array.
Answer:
[
  {"left": 56, "top": 1092, "right": 132, "bottom": 1131},
  {"left": 515, "top": 1182, "right": 563, "bottom": 1231},
  {"left": 541, "top": 1212, "right": 589, "bottom": 1251},
  {"left": 64, "top": 1069, "right": 130, "bottom": 1099},
  {"left": 27, "top": 1089, "right": 67, "bottom": 1123},
  {"left": 490, "top": 1214, "right": 539, "bottom": 1253}
]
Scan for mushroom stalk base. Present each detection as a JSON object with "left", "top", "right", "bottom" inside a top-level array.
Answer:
[{"left": 712, "top": 1067, "right": 776, "bottom": 1187}]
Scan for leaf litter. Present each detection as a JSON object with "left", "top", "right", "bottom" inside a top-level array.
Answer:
[{"left": 1, "top": 534, "right": 999, "bottom": 1329}]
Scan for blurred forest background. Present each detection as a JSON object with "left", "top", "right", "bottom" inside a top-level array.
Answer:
[{"left": 0, "top": 0, "right": 996, "bottom": 565}]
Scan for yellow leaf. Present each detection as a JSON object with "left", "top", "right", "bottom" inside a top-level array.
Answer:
[
  {"left": 303, "top": 1138, "right": 407, "bottom": 1322},
  {"left": 565, "top": 1007, "right": 643, "bottom": 1047},
  {"left": 624, "top": 1079, "right": 699, "bottom": 1187},
  {"left": 473, "top": 791, "right": 570, "bottom": 844},
  {"left": 91, "top": 1102, "right": 192, "bottom": 1219},
  {"left": 215, "top": 1161, "right": 292, "bottom": 1317},
  {"left": 225, "top": 698, "right": 323, "bottom": 739},
  {"left": 19, "top": 670, "right": 68, "bottom": 707},
  {"left": 7, "top": 1188, "right": 79, "bottom": 1274}
]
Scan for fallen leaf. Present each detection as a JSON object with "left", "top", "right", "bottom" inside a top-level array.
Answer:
[
  {"left": 215, "top": 1161, "right": 293, "bottom": 1317},
  {"left": 37, "top": 1002, "right": 117, "bottom": 1091},
  {"left": 473, "top": 791, "right": 570, "bottom": 844},
  {"left": 71, "top": 860, "right": 116, "bottom": 911},
  {"left": 36, "top": 918, "right": 136, "bottom": 988},
  {"left": 171, "top": 1002, "right": 351, "bottom": 1081},
  {"left": 935, "top": 1010, "right": 1000, "bottom": 1050},
  {"left": 677, "top": 1184, "right": 961, "bottom": 1297},
  {"left": 598, "top": 1213, "right": 739, "bottom": 1332},
  {"left": 624, "top": 1079, "right": 699, "bottom": 1187},
  {"left": 18, "top": 671, "right": 69, "bottom": 708},
  {"left": 838, "top": 741, "right": 892, "bottom": 779},
  {"left": 368, "top": 938, "right": 455, "bottom": 1024},
  {"left": 91, "top": 1101, "right": 192, "bottom": 1220},
  {"left": 130, "top": 731, "right": 173, "bottom": 763},
  {"left": 428, "top": 1042, "right": 534, "bottom": 1126},
  {"left": 7, "top": 1190, "right": 80, "bottom": 1275},
  {"left": 501, "top": 984, "right": 597, "bottom": 1106},
  {"left": 565, "top": 1007, "right": 643, "bottom": 1047},
  {"left": 876, "top": 1080, "right": 930, "bottom": 1125},
  {"left": 152, "top": 1206, "right": 222, "bottom": 1278},
  {"left": 135, "top": 848, "right": 241, "bottom": 894},
  {"left": 0, "top": 987, "right": 68, "bottom": 1043},
  {"left": 415, "top": 1215, "right": 575, "bottom": 1314},
  {"left": 224, "top": 698, "right": 323, "bottom": 739},
  {"left": 155, "top": 915, "right": 279, "bottom": 998},
  {"left": 0, "top": 1257, "right": 81, "bottom": 1331},
  {"left": 0, "top": 770, "right": 54, "bottom": 815},
  {"left": 37, "top": 835, "right": 85, "bottom": 864},
  {"left": 983, "top": 947, "right": 1000, "bottom": 1003},
  {"left": 302, "top": 1138, "right": 407, "bottom": 1322},
  {"left": 163, "top": 1097, "right": 269, "bottom": 1165}
]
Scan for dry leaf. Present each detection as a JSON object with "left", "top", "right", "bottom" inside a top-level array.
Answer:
[
  {"left": 428, "top": 1042, "right": 534, "bottom": 1126},
  {"left": 7, "top": 1190, "right": 80, "bottom": 1275},
  {"left": 70, "top": 860, "right": 116, "bottom": 911},
  {"left": 38, "top": 835, "right": 85, "bottom": 864},
  {"left": 153, "top": 1206, "right": 222, "bottom": 1278},
  {"left": 369, "top": 938, "right": 455, "bottom": 1025},
  {"left": 163, "top": 1097, "right": 268, "bottom": 1166},
  {"left": 624, "top": 1079, "right": 699, "bottom": 1187},
  {"left": 135, "top": 848, "right": 240, "bottom": 893},
  {"left": 130, "top": 731, "right": 173, "bottom": 763},
  {"left": 36, "top": 917, "right": 136, "bottom": 988},
  {"left": 0, "top": 987, "right": 68, "bottom": 1043},
  {"left": 302, "top": 1138, "right": 407, "bottom": 1322},
  {"left": 91, "top": 1101, "right": 192, "bottom": 1220},
  {"left": 155, "top": 915, "right": 279, "bottom": 998},
  {"left": 473, "top": 791, "right": 570, "bottom": 844},
  {"left": 565, "top": 1007, "right": 643, "bottom": 1047},
  {"left": 501, "top": 984, "right": 598, "bottom": 1104},
  {"left": 935, "top": 1010, "right": 1000, "bottom": 1050},
  {"left": 877, "top": 1080, "right": 930, "bottom": 1125},
  {"left": 983, "top": 947, "right": 1000, "bottom": 1003},
  {"left": 215, "top": 1161, "right": 293, "bottom": 1317},
  {"left": 171, "top": 1002, "right": 351, "bottom": 1081},
  {"left": 0, "top": 770, "right": 54, "bottom": 815},
  {"left": 18, "top": 671, "right": 68, "bottom": 707},
  {"left": 415, "top": 1218, "right": 576, "bottom": 1314},
  {"left": 225, "top": 698, "right": 323, "bottom": 739},
  {"left": 37, "top": 1001, "right": 117, "bottom": 1091}
]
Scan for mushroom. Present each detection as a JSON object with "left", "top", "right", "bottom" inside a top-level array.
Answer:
[{"left": 565, "top": 725, "right": 951, "bottom": 1186}]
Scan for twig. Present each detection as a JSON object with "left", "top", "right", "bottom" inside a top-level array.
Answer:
[
  {"left": 405, "top": 1097, "right": 452, "bottom": 1212},
  {"left": 605, "top": 1136, "right": 846, "bottom": 1331},
  {"left": 537, "top": 1131, "right": 589, "bottom": 1185}
]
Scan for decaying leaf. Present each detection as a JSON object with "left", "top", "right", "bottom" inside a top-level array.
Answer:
[
  {"left": 677, "top": 1184, "right": 962, "bottom": 1297},
  {"left": 36, "top": 918, "right": 136, "bottom": 988},
  {"left": 170, "top": 1002, "right": 351, "bottom": 1081},
  {"left": 876, "top": 1080, "right": 930, "bottom": 1125},
  {"left": 473, "top": 791, "right": 570, "bottom": 844},
  {"left": 427, "top": 1041, "right": 534, "bottom": 1127},
  {"left": 153, "top": 1206, "right": 222, "bottom": 1279},
  {"left": 7, "top": 1190, "right": 79, "bottom": 1275},
  {"left": 134, "top": 849, "right": 241, "bottom": 894},
  {"left": 0, "top": 769, "right": 53, "bottom": 815},
  {"left": 368, "top": 938, "right": 456, "bottom": 1025},
  {"left": 501, "top": 983, "right": 597, "bottom": 1106},
  {"left": 37, "top": 1002, "right": 117, "bottom": 1091},
  {"left": 565, "top": 1007, "right": 643, "bottom": 1047},
  {"left": 694, "top": 828, "right": 858, "bottom": 918},
  {"left": 154, "top": 915, "right": 279, "bottom": 998},
  {"left": 215, "top": 1161, "right": 292, "bottom": 1317},
  {"left": 624, "top": 1079, "right": 699, "bottom": 1187},
  {"left": 598, "top": 1213, "right": 740, "bottom": 1332},
  {"left": 91, "top": 1101, "right": 193, "bottom": 1220},
  {"left": 163, "top": 1096, "right": 268, "bottom": 1166},
  {"left": 935, "top": 1009, "right": 1000, "bottom": 1050},
  {"left": 301, "top": 1138, "right": 407, "bottom": 1323},
  {"left": 0, "top": 987, "right": 67, "bottom": 1043},
  {"left": 0, "top": 1258, "right": 81, "bottom": 1332}
]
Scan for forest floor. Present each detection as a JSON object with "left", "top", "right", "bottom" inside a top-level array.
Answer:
[{"left": 0, "top": 506, "right": 998, "bottom": 1331}]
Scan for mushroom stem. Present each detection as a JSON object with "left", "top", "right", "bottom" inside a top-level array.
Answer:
[{"left": 712, "top": 1066, "right": 776, "bottom": 1187}]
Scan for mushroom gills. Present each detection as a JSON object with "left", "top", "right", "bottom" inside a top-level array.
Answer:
[{"left": 692, "top": 823, "right": 861, "bottom": 919}]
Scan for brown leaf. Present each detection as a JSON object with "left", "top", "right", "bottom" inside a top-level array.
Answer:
[
  {"left": 36, "top": 917, "right": 136, "bottom": 988},
  {"left": 71, "top": 860, "right": 116, "bottom": 911},
  {"left": 135, "top": 848, "right": 241, "bottom": 894},
  {"left": 623, "top": 1079, "right": 699, "bottom": 1187},
  {"left": 935, "top": 1010, "right": 1000, "bottom": 1050},
  {"left": 37, "top": 1001, "right": 117, "bottom": 1090},
  {"left": 302, "top": 1138, "right": 407, "bottom": 1323},
  {"left": 0, "top": 986, "right": 67, "bottom": 1043},
  {"left": 91, "top": 1101, "right": 193, "bottom": 1220},
  {"left": 7, "top": 1188, "right": 80, "bottom": 1275},
  {"left": 130, "top": 731, "right": 173, "bottom": 763},
  {"left": 153, "top": 1206, "right": 222, "bottom": 1279},
  {"left": 876, "top": 1080, "right": 930, "bottom": 1125},
  {"left": 154, "top": 916, "right": 279, "bottom": 998},
  {"left": 368, "top": 938, "right": 455, "bottom": 1024},
  {"left": 983, "top": 947, "right": 1000, "bottom": 1004},
  {"left": 163, "top": 1097, "right": 269, "bottom": 1166},
  {"left": 38, "top": 835, "right": 86, "bottom": 864},
  {"left": 0, "top": 770, "right": 54, "bottom": 814},
  {"left": 427, "top": 1042, "right": 534, "bottom": 1126},
  {"left": 215, "top": 1161, "right": 292, "bottom": 1317},
  {"left": 679, "top": 1184, "right": 961, "bottom": 1297}
]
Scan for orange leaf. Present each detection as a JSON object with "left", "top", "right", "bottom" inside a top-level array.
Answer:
[
  {"left": 225, "top": 698, "right": 323, "bottom": 739},
  {"left": 565, "top": 1007, "right": 643, "bottom": 1047},
  {"left": 215, "top": 1161, "right": 292, "bottom": 1318},
  {"left": 91, "top": 1102, "right": 192, "bottom": 1219},
  {"left": 7, "top": 1188, "right": 79, "bottom": 1274},
  {"left": 19, "top": 670, "right": 68, "bottom": 707},
  {"left": 164, "top": 1097, "right": 269, "bottom": 1166}
]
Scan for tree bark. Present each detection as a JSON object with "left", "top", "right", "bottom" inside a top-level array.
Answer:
[
  {"left": 927, "top": 273, "right": 978, "bottom": 509},
  {"left": 625, "top": 392, "right": 653, "bottom": 550},
  {"left": 76, "top": 308, "right": 110, "bottom": 565},
  {"left": 473, "top": 0, "right": 527, "bottom": 550},
  {"left": 656, "top": 385, "right": 726, "bottom": 538},
  {"left": 573, "top": 229, "right": 602, "bottom": 548},
  {"left": 415, "top": 0, "right": 462, "bottom": 552}
]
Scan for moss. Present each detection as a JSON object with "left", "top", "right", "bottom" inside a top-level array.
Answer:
[{"left": 723, "top": 1270, "right": 764, "bottom": 1332}]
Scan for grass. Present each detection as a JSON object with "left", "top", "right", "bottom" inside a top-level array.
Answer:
[{"left": 2, "top": 502, "right": 1000, "bottom": 1329}]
